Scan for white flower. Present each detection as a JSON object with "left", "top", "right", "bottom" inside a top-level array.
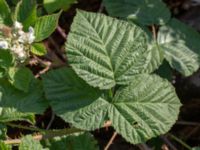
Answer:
[
  {"left": 0, "top": 41, "right": 9, "bottom": 49},
  {"left": 14, "top": 21, "right": 23, "bottom": 30},
  {"left": 18, "top": 27, "right": 35, "bottom": 44},
  {"left": 18, "top": 30, "right": 25, "bottom": 36},
  {"left": 11, "top": 44, "right": 27, "bottom": 61}
]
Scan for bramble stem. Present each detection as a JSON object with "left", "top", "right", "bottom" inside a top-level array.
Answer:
[
  {"left": 104, "top": 131, "right": 117, "bottom": 150},
  {"left": 168, "top": 133, "right": 192, "bottom": 150},
  {"left": 152, "top": 25, "right": 157, "bottom": 40},
  {"left": 4, "top": 121, "right": 112, "bottom": 145}
]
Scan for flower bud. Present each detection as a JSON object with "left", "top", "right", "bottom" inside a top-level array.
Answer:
[{"left": 0, "top": 41, "right": 9, "bottom": 49}]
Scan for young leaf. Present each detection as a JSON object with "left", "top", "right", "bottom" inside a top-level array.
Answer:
[
  {"left": 44, "top": 0, "right": 77, "bottom": 14},
  {"left": 15, "top": 0, "right": 37, "bottom": 30},
  {"left": 66, "top": 10, "right": 161, "bottom": 89},
  {"left": 19, "top": 135, "right": 45, "bottom": 150},
  {"left": 8, "top": 67, "right": 33, "bottom": 92},
  {"left": 42, "top": 67, "right": 108, "bottom": 130},
  {"left": 0, "top": 0, "right": 12, "bottom": 25},
  {"left": 46, "top": 132, "right": 99, "bottom": 150},
  {"left": 103, "top": 0, "right": 171, "bottom": 25},
  {"left": 0, "top": 79, "right": 48, "bottom": 114},
  {"left": 109, "top": 74, "right": 181, "bottom": 144},
  {"left": 31, "top": 43, "right": 47, "bottom": 56},
  {"left": 158, "top": 18, "right": 200, "bottom": 76},
  {"left": 0, "top": 141, "right": 12, "bottom": 150},
  {"left": 34, "top": 12, "right": 61, "bottom": 42}
]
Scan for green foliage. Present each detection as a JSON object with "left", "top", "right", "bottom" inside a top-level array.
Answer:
[
  {"left": 43, "top": 10, "right": 181, "bottom": 144},
  {"left": 158, "top": 19, "right": 200, "bottom": 76},
  {"left": 44, "top": 0, "right": 77, "bottom": 14},
  {"left": 0, "top": 51, "right": 13, "bottom": 68},
  {"left": 34, "top": 12, "right": 61, "bottom": 42},
  {"left": 0, "top": 141, "right": 11, "bottom": 150},
  {"left": 0, "top": 0, "right": 198, "bottom": 147},
  {"left": 109, "top": 74, "right": 181, "bottom": 144},
  {"left": 0, "top": 67, "right": 5, "bottom": 78},
  {"left": 8, "top": 67, "right": 33, "bottom": 92},
  {"left": 103, "top": 0, "right": 171, "bottom": 25},
  {"left": 0, "top": 107, "right": 35, "bottom": 124},
  {"left": 15, "top": 0, "right": 37, "bottom": 30},
  {"left": 42, "top": 67, "right": 107, "bottom": 130},
  {"left": 0, "top": 124, "right": 7, "bottom": 139},
  {"left": 0, "top": 0, "right": 12, "bottom": 25},
  {"left": 66, "top": 10, "right": 162, "bottom": 89},
  {"left": 45, "top": 132, "right": 99, "bottom": 150},
  {"left": 31, "top": 43, "right": 47, "bottom": 56},
  {"left": 193, "top": 147, "right": 200, "bottom": 150},
  {"left": 19, "top": 135, "right": 45, "bottom": 150},
  {"left": 0, "top": 79, "right": 48, "bottom": 115}
]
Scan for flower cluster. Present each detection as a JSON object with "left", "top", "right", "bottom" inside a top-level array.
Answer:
[{"left": 0, "top": 21, "right": 35, "bottom": 62}]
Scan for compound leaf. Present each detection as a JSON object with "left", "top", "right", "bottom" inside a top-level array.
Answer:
[
  {"left": 109, "top": 74, "right": 181, "bottom": 144},
  {"left": 103, "top": 0, "right": 171, "bottom": 25},
  {"left": 158, "top": 18, "right": 200, "bottom": 76},
  {"left": 66, "top": 10, "right": 160, "bottom": 89}
]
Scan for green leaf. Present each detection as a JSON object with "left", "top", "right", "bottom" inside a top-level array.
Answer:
[
  {"left": 46, "top": 132, "right": 99, "bottom": 150},
  {"left": 0, "top": 68, "right": 5, "bottom": 78},
  {"left": 31, "top": 43, "right": 47, "bottom": 56},
  {"left": 103, "top": 0, "right": 171, "bottom": 25},
  {"left": 0, "top": 123, "right": 7, "bottom": 140},
  {"left": 15, "top": 0, "right": 37, "bottom": 30},
  {"left": 43, "top": 67, "right": 108, "bottom": 130},
  {"left": 0, "top": 67, "right": 5, "bottom": 78},
  {"left": 192, "top": 147, "right": 200, "bottom": 150},
  {"left": 34, "top": 12, "right": 61, "bottom": 42},
  {"left": 158, "top": 18, "right": 200, "bottom": 76},
  {"left": 142, "top": 43, "right": 164, "bottom": 73},
  {"left": 0, "top": 0, "right": 12, "bottom": 25},
  {"left": 0, "top": 78, "right": 48, "bottom": 114},
  {"left": 44, "top": 0, "right": 77, "bottom": 14},
  {"left": 66, "top": 10, "right": 161, "bottom": 89},
  {"left": 0, "top": 141, "right": 12, "bottom": 150},
  {"left": 109, "top": 74, "right": 181, "bottom": 144},
  {"left": 0, "top": 107, "right": 35, "bottom": 124},
  {"left": 19, "top": 135, "right": 45, "bottom": 150},
  {"left": 8, "top": 67, "right": 33, "bottom": 92},
  {"left": 0, "top": 51, "right": 13, "bottom": 68}
]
